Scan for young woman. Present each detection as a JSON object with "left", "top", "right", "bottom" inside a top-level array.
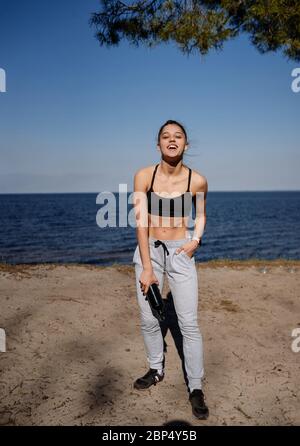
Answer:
[{"left": 132, "top": 120, "right": 209, "bottom": 420}]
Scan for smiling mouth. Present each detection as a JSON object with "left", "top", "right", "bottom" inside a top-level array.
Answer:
[{"left": 168, "top": 145, "right": 178, "bottom": 150}]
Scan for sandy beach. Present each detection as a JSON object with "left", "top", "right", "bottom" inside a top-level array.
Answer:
[{"left": 0, "top": 260, "right": 299, "bottom": 426}]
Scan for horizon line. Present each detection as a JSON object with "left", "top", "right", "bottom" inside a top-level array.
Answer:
[{"left": 0, "top": 190, "right": 300, "bottom": 195}]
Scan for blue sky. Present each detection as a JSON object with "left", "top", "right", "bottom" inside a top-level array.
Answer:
[{"left": 0, "top": 0, "right": 299, "bottom": 193}]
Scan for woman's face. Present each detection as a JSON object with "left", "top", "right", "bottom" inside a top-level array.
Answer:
[{"left": 157, "top": 124, "right": 187, "bottom": 159}]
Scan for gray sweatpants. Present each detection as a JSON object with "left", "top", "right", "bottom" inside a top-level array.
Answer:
[{"left": 132, "top": 235, "right": 204, "bottom": 392}]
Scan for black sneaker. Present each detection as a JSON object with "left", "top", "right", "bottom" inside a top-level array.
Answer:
[
  {"left": 189, "top": 389, "right": 209, "bottom": 420},
  {"left": 133, "top": 368, "right": 164, "bottom": 390}
]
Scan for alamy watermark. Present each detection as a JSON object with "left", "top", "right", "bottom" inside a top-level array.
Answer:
[
  {"left": 291, "top": 68, "right": 300, "bottom": 93},
  {"left": 291, "top": 328, "right": 300, "bottom": 353},
  {"left": 0, "top": 68, "right": 6, "bottom": 92},
  {"left": 95, "top": 184, "right": 205, "bottom": 230},
  {"left": 0, "top": 328, "right": 6, "bottom": 352}
]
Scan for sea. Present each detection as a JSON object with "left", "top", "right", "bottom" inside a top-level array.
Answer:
[{"left": 0, "top": 191, "right": 299, "bottom": 266}]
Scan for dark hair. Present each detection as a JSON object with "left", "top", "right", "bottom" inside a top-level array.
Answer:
[{"left": 157, "top": 120, "right": 188, "bottom": 145}]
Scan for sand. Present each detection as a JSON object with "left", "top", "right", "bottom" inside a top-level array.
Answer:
[{"left": 0, "top": 260, "right": 299, "bottom": 426}]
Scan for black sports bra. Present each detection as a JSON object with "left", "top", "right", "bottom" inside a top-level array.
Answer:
[{"left": 147, "top": 164, "right": 193, "bottom": 217}]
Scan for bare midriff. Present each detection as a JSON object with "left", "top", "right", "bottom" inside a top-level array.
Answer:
[{"left": 148, "top": 214, "right": 190, "bottom": 240}]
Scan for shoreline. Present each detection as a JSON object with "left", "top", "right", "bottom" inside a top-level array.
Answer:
[{"left": 0, "top": 258, "right": 300, "bottom": 274}]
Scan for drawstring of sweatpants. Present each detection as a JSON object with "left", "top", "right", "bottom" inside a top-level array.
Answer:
[{"left": 154, "top": 240, "right": 169, "bottom": 274}]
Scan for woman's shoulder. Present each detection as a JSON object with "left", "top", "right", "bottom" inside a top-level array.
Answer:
[
  {"left": 189, "top": 167, "right": 208, "bottom": 191},
  {"left": 133, "top": 165, "right": 157, "bottom": 191},
  {"left": 134, "top": 164, "right": 157, "bottom": 178}
]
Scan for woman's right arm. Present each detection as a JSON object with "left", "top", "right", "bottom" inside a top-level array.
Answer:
[{"left": 133, "top": 169, "right": 159, "bottom": 294}]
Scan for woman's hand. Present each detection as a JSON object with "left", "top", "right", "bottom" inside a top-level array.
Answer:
[
  {"left": 175, "top": 239, "right": 199, "bottom": 258},
  {"left": 139, "top": 268, "right": 159, "bottom": 296}
]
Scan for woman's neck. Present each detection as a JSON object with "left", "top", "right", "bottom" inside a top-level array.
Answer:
[{"left": 159, "top": 159, "right": 185, "bottom": 178}]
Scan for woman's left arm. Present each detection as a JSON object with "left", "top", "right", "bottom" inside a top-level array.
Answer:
[
  {"left": 192, "top": 174, "right": 208, "bottom": 245},
  {"left": 176, "top": 174, "right": 208, "bottom": 257}
]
